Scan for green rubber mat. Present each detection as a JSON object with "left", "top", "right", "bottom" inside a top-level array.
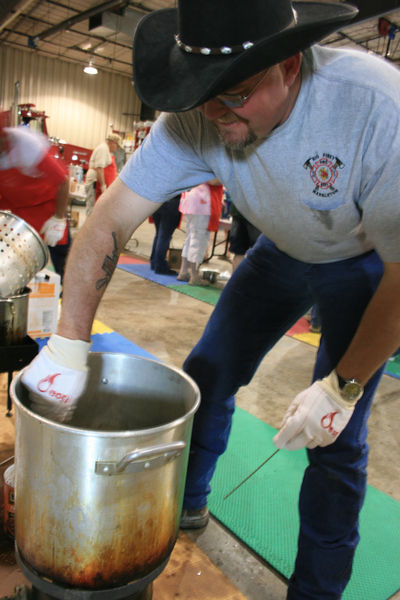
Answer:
[
  {"left": 384, "top": 353, "right": 400, "bottom": 379},
  {"left": 208, "top": 407, "right": 400, "bottom": 600},
  {"left": 119, "top": 258, "right": 400, "bottom": 382},
  {"left": 167, "top": 283, "right": 223, "bottom": 305},
  {"left": 167, "top": 283, "right": 400, "bottom": 382}
]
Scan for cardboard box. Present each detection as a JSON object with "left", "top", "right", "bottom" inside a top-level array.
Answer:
[
  {"left": 167, "top": 248, "right": 182, "bottom": 269},
  {"left": 27, "top": 268, "right": 61, "bottom": 338},
  {"left": 69, "top": 209, "right": 80, "bottom": 228},
  {"left": 70, "top": 206, "right": 86, "bottom": 229}
]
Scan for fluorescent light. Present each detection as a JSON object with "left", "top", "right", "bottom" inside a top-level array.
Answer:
[
  {"left": 84, "top": 65, "right": 98, "bottom": 74},
  {"left": 83, "top": 59, "right": 98, "bottom": 75},
  {"left": 80, "top": 41, "right": 93, "bottom": 51}
]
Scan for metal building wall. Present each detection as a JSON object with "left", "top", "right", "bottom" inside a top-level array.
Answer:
[{"left": 0, "top": 45, "right": 141, "bottom": 149}]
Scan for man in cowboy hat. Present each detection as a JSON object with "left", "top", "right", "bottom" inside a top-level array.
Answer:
[{"left": 21, "top": 0, "right": 400, "bottom": 597}]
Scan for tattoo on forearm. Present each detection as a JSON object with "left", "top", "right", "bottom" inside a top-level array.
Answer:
[{"left": 95, "top": 232, "right": 119, "bottom": 290}]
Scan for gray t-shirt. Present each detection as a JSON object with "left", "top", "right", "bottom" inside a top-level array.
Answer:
[{"left": 120, "top": 45, "right": 400, "bottom": 264}]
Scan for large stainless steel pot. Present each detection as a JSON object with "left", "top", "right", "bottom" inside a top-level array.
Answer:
[
  {"left": 0, "top": 287, "right": 30, "bottom": 345},
  {"left": 10, "top": 352, "right": 200, "bottom": 590}
]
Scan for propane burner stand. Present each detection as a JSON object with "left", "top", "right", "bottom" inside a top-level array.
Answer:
[{"left": 15, "top": 546, "right": 164, "bottom": 600}]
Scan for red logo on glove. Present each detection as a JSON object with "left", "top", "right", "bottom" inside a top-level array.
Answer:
[
  {"left": 321, "top": 411, "right": 339, "bottom": 437},
  {"left": 38, "top": 373, "right": 61, "bottom": 392},
  {"left": 37, "top": 373, "right": 70, "bottom": 404}
]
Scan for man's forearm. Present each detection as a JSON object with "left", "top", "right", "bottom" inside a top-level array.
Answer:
[
  {"left": 57, "top": 178, "right": 162, "bottom": 342},
  {"left": 58, "top": 217, "right": 119, "bottom": 341},
  {"left": 336, "top": 262, "right": 400, "bottom": 385}
]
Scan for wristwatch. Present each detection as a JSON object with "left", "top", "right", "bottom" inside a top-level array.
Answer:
[{"left": 336, "top": 372, "right": 364, "bottom": 403}]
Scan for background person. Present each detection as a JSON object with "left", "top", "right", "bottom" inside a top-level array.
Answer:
[
  {"left": 228, "top": 202, "right": 261, "bottom": 271},
  {"left": 177, "top": 182, "right": 213, "bottom": 285},
  {"left": 178, "top": 179, "right": 223, "bottom": 285},
  {"left": 149, "top": 194, "right": 181, "bottom": 275},
  {"left": 206, "top": 179, "right": 225, "bottom": 261},
  {"left": 84, "top": 133, "right": 121, "bottom": 215},
  {"left": 0, "top": 117, "right": 70, "bottom": 280},
  {"left": 20, "top": 1, "right": 400, "bottom": 598}
]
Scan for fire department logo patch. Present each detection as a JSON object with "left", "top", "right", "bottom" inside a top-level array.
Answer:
[{"left": 303, "top": 153, "right": 345, "bottom": 198}]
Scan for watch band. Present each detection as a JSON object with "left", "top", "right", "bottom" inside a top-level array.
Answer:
[
  {"left": 335, "top": 372, "right": 364, "bottom": 403},
  {"left": 336, "top": 373, "right": 349, "bottom": 390}
]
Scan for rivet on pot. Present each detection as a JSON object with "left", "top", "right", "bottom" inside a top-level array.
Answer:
[{"left": 101, "top": 377, "right": 109, "bottom": 384}]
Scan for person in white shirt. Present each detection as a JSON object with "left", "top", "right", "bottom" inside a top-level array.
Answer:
[{"left": 84, "top": 133, "right": 121, "bottom": 214}]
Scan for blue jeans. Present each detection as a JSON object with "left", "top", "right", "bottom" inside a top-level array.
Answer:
[
  {"left": 49, "top": 225, "right": 71, "bottom": 282},
  {"left": 182, "top": 235, "right": 385, "bottom": 600},
  {"left": 150, "top": 196, "right": 181, "bottom": 271}
]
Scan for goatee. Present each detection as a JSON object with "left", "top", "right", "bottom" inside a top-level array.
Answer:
[{"left": 216, "top": 127, "right": 258, "bottom": 151}]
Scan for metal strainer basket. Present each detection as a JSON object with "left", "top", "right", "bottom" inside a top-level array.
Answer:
[{"left": 0, "top": 210, "right": 49, "bottom": 298}]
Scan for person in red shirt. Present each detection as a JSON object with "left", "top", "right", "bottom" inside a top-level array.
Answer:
[
  {"left": 0, "top": 112, "right": 70, "bottom": 280},
  {"left": 207, "top": 180, "right": 224, "bottom": 235}
]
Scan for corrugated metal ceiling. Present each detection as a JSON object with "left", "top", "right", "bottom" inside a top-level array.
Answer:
[{"left": 1, "top": 0, "right": 400, "bottom": 79}]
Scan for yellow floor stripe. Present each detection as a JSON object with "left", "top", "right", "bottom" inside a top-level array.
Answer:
[
  {"left": 92, "top": 319, "right": 114, "bottom": 334},
  {"left": 291, "top": 331, "right": 320, "bottom": 347},
  {"left": 92, "top": 319, "right": 320, "bottom": 346}
]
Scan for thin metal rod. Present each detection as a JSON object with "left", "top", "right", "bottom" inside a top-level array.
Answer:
[
  {"left": 0, "top": 455, "right": 14, "bottom": 467},
  {"left": 224, "top": 448, "right": 280, "bottom": 500}
]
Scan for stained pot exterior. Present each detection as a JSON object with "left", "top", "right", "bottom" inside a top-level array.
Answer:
[{"left": 11, "top": 353, "right": 200, "bottom": 589}]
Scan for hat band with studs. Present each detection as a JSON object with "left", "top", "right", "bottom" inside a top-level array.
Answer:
[
  {"left": 175, "top": 8, "right": 298, "bottom": 56},
  {"left": 175, "top": 35, "right": 255, "bottom": 55}
]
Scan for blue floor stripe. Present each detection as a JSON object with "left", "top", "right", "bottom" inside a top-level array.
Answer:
[
  {"left": 35, "top": 332, "right": 157, "bottom": 360},
  {"left": 118, "top": 263, "right": 188, "bottom": 286}
]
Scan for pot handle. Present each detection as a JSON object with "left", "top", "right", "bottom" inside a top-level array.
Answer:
[{"left": 95, "top": 441, "right": 186, "bottom": 476}]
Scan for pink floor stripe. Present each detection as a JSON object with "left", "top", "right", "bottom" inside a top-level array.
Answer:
[{"left": 118, "top": 255, "right": 148, "bottom": 265}]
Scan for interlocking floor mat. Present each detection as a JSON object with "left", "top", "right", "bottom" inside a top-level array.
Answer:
[
  {"left": 118, "top": 261, "right": 188, "bottom": 287},
  {"left": 117, "top": 257, "right": 400, "bottom": 381},
  {"left": 383, "top": 352, "right": 400, "bottom": 379},
  {"left": 208, "top": 407, "right": 400, "bottom": 600},
  {"left": 34, "top": 327, "right": 400, "bottom": 598},
  {"left": 167, "top": 283, "right": 223, "bottom": 305},
  {"left": 36, "top": 328, "right": 157, "bottom": 360}
]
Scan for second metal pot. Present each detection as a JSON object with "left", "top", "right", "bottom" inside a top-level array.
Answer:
[{"left": 0, "top": 287, "right": 30, "bottom": 345}]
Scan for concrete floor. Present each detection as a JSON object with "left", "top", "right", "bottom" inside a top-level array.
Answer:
[
  {"left": 100, "top": 220, "right": 400, "bottom": 599},
  {"left": 2, "top": 216, "right": 400, "bottom": 599}
]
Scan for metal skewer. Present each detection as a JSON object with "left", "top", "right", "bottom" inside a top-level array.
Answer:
[
  {"left": 0, "top": 455, "right": 14, "bottom": 467},
  {"left": 224, "top": 448, "right": 280, "bottom": 500}
]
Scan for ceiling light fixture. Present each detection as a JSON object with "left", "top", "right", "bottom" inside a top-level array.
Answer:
[{"left": 83, "top": 59, "right": 98, "bottom": 75}]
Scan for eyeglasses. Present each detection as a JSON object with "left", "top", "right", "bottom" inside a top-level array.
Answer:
[{"left": 215, "top": 69, "right": 270, "bottom": 108}]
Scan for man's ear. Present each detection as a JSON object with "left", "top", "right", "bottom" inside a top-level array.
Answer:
[{"left": 282, "top": 53, "right": 302, "bottom": 87}]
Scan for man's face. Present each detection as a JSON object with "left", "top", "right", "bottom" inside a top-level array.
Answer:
[{"left": 197, "top": 55, "right": 302, "bottom": 150}]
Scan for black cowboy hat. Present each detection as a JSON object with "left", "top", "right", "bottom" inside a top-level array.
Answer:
[{"left": 132, "top": 0, "right": 358, "bottom": 113}]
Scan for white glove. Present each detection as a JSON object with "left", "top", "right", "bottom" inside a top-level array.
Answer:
[
  {"left": 40, "top": 216, "right": 67, "bottom": 246},
  {"left": 21, "top": 334, "right": 91, "bottom": 423},
  {"left": 273, "top": 372, "right": 357, "bottom": 450}
]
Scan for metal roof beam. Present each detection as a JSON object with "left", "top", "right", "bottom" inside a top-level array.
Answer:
[
  {"left": 28, "top": 0, "right": 130, "bottom": 47},
  {"left": 0, "top": 0, "right": 37, "bottom": 32},
  {"left": 350, "top": 0, "right": 400, "bottom": 24}
]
